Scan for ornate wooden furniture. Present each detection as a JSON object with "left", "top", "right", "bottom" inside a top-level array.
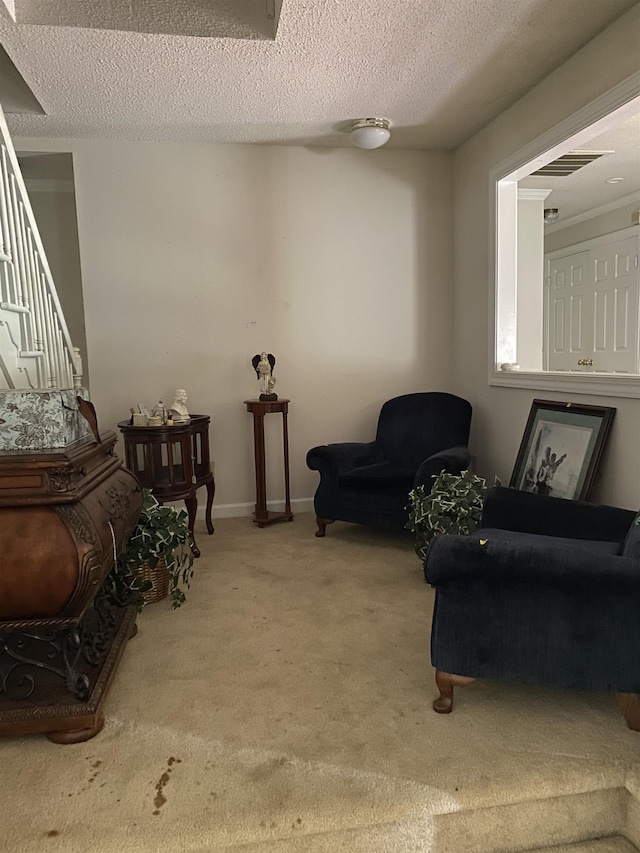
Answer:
[
  {"left": 0, "top": 430, "right": 142, "bottom": 743},
  {"left": 244, "top": 399, "right": 293, "bottom": 527},
  {"left": 118, "top": 415, "right": 215, "bottom": 556}
]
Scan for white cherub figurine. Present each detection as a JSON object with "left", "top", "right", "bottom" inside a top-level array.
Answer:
[{"left": 251, "top": 352, "right": 277, "bottom": 399}]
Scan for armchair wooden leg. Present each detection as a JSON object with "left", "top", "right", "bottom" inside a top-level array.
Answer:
[
  {"left": 315, "top": 517, "right": 334, "bottom": 538},
  {"left": 433, "top": 669, "right": 476, "bottom": 714},
  {"left": 616, "top": 693, "right": 640, "bottom": 732}
]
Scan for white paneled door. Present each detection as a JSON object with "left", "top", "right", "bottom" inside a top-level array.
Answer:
[{"left": 544, "top": 230, "right": 639, "bottom": 374}]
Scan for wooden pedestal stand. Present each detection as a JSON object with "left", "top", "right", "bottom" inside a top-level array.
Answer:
[{"left": 244, "top": 399, "right": 293, "bottom": 527}]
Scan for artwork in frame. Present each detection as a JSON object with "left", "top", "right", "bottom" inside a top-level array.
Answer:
[{"left": 509, "top": 399, "right": 616, "bottom": 502}]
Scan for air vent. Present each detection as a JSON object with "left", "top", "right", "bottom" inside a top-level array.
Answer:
[{"left": 531, "top": 150, "right": 614, "bottom": 177}]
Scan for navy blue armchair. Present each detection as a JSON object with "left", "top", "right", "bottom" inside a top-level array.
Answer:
[
  {"left": 306, "top": 392, "right": 472, "bottom": 537},
  {"left": 424, "top": 486, "right": 640, "bottom": 731}
]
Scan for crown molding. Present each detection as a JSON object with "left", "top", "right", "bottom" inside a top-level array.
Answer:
[
  {"left": 517, "top": 188, "right": 553, "bottom": 201},
  {"left": 544, "top": 189, "right": 640, "bottom": 233}
]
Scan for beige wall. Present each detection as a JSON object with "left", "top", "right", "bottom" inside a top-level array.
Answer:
[
  {"left": 14, "top": 139, "right": 454, "bottom": 515},
  {"left": 516, "top": 196, "right": 545, "bottom": 370},
  {"left": 15, "top": 5, "right": 639, "bottom": 514},
  {"left": 453, "top": 4, "right": 640, "bottom": 510}
]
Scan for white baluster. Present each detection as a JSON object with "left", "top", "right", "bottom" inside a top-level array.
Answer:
[
  {"left": 72, "top": 346, "right": 83, "bottom": 389},
  {"left": 38, "top": 269, "right": 51, "bottom": 388},
  {"left": 56, "top": 313, "right": 66, "bottom": 389},
  {"left": 42, "top": 277, "right": 56, "bottom": 387},
  {"left": 0, "top": 147, "right": 13, "bottom": 305},
  {"left": 7, "top": 177, "right": 33, "bottom": 361},
  {"left": 25, "top": 231, "right": 44, "bottom": 387},
  {"left": 8, "top": 177, "right": 26, "bottom": 315},
  {"left": 49, "top": 295, "right": 62, "bottom": 389},
  {"left": 1, "top": 150, "right": 20, "bottom": 307},
  {"left": 0, "top": 145, "right": 12, "bottom": 263},
  {"left": 16, "top": 210, "right": 36, "bottom": 353},
  {"left": 56, "top": 324, "right": 67, "bottom": 389},
  {"left": 58, "top": 327, "right": 73, "bottom": 388},
  {"left": 29, "top": 252, "right": 48, "bottom": 389}
]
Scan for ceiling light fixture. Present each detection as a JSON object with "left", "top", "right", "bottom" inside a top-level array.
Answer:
[
  {"left": 605, "top": 176, "right": 624, "bottom": 184},
  {"left": 350, "top": 118, "right": 391, "bottom": 150},
  {"left": 543, "top": 208, "right": 559, "bottom": 224}
]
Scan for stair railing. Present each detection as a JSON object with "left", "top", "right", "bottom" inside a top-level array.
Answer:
[{"left": 0, "top": 104, "right": 82, "bottom": 390}]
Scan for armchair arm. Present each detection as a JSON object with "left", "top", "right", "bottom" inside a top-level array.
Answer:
[
  {"left": 414, "top": 446, "right": 472, "bottom": 489},
  {"left": 306, "top": 441, "right": 382, "bottom": 479},
  {"left": 482, "top": 486, "right": 635, "bottom": 544},
  {"left": 424, "top": 532, "right": 640, "bottom": 590}
]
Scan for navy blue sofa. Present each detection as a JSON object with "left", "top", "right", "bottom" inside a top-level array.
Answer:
[{"left": 424, "top": 486, "right": 640, "bottom": 730}]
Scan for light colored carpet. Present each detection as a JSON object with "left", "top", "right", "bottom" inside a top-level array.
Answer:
[{"left": 0, "top": 513, "right": 638, "bottom": 852}]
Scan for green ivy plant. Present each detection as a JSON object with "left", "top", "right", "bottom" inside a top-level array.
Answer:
[
  {"left": 406, "top": 469, "right": 497, "bottom": 561},
  {"left": 106, "top": 554, "right": 151, "bottom": 611},
  {"left": 117, "top": 488, "right": 195, "bottom": 608}
]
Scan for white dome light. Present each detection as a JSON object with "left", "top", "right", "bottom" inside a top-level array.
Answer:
[{"left": 350, "top": 118, "right": 391, "bottom": 149}]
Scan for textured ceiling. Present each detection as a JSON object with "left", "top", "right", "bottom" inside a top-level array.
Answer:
[
  {"left": 0, "top": 42, "right": 42, "bottom": 113},
  {"left": 0, "top": 0, "right": 637, "bottom": 148}
]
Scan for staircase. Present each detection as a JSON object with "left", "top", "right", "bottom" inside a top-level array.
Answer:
[{"left": 0, "top": 103, "right": 82, "bottom": 391}]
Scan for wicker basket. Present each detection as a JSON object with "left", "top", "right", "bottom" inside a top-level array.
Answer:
[{"left": 130, "top": 555, "right": 170, "bottom": 604}]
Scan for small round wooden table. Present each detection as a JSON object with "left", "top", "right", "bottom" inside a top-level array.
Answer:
[{"left": 117, "top": 415, "right": 215, "bottom": 556}]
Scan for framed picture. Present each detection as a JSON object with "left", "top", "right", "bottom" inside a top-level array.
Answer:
[{"left": 509, "top": 399, "right": 615, "bottom": 501}]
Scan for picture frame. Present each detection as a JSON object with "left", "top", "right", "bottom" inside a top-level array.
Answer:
[{"left": 509, "top": 399, "right": 615, "bottom": 501}]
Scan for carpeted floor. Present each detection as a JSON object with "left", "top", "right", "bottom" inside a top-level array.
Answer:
[{"left": 1, "top": 513, "right": 638, "bottom": 852}]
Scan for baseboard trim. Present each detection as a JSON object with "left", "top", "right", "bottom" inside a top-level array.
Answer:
[{"left": 195, "top": 497, "right": 314, "bottom": 520}]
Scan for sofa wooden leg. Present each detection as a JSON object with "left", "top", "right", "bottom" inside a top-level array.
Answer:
[
  {"left": 433, "top": 669, "right": 476, "bottom": 714},
  {"left": 616, "top": 693, "right": 640, "bottom": 732},
  {"left": 315, "top": 517, "right": 334, "bottom": 538}
]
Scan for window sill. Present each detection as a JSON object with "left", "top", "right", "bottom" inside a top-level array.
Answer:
[{"left": 489, "top": 369, "right": 640, "bottom": 399}]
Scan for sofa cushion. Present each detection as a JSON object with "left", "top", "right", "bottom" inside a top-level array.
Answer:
[
  {"left": 475, "top": 528, "right": 622, "bottom": 555},
  {"left": 339, "top": 461, "right": 415, "bottom": 493}
]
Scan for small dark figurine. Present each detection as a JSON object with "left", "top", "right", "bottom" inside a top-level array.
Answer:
[
  {"left": 76, "top": 396, "right": 101, "bottom": 444},
  {"left": 252, "top": 352, "right": 277, "bottom": 401}
]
